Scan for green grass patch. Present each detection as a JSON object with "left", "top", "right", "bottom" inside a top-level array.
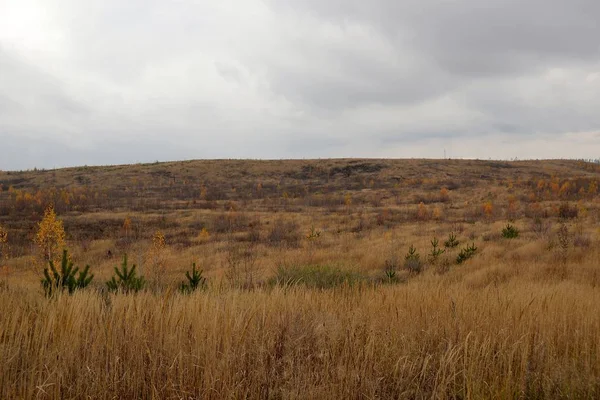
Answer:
[{"left": 269, "top": 264, "right": 365, "bottom": 289}]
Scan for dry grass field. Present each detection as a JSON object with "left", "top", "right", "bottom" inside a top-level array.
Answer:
[{"left": 1, "top": 158, "right": 600, "bottom": 399}]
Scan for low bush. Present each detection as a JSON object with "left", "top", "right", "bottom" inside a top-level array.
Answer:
[
  {"left": 531, "top": 217, "right": 551, "bottom": 237},
  {"left": 267, "top": 219, "right": 301, "bottom": 247},
  {"left": 558, "top": 203, "right": 578, "bottom": 219},
  {"left": 573, "top": 233, "right": 591, "bottom": 248}
]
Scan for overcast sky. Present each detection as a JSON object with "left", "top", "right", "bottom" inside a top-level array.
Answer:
[{"left": 1, "top": 0, "right": 599, "bottom": 169}]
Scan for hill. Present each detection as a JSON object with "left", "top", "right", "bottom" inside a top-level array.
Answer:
[{"left": 1, "top": 158, "right": 600, "bottom": 398}]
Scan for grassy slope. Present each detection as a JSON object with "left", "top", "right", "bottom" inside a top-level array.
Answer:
[{"left": 1, "top": 159, "right": 600, "bottom": 398}]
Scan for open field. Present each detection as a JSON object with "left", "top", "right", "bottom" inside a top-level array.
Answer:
[{"left": 1, "top": 158, "right": 600, "bottom": 398}]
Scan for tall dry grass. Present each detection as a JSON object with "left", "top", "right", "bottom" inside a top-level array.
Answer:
[
  {"left": 2, "top": 159, "right": 600, "bottom": 398},
  {"left": 1, "top": 278, "right": 599, "bottom": 399}
]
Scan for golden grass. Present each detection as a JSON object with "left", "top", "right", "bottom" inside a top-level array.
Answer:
[
  {"left": 1, "top": 277, "right": 599, "bottom": 399},
  {"left": 1, "top": 159, "right": 600, "bottom": 398}
]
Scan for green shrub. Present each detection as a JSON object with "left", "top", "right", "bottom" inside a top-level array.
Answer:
[
  {"left": 179, "top": 263, "right": 206, "bottom": 293},
  {"left": 501, "top": 224, "right": 519, "bottom": 239},
  {"left": 106, "top": 255, "right": 145, "bottom": 293},
  {"left": 404, "top": 245, "right": 422, "bottom": 274},
  {"left": 41, "top": 249, "right": 93, "bottom": 296},
  {"left": 270, "top": 264, "right": 364, "bottom": 289},
  {"left": 383, "top": 258, "right": 398, "bottom": 282},
  {"left": 456, "top": 243, "right": 477, "bottom": 264},
  {"left": 444, "top": 232, "right": 459, "bottom": 248},
  {"left": 428, "top": 237, "right": 445, "bottom": 263}
]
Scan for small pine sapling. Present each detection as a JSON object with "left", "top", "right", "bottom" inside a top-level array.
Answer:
[
  {"left": 444, "top": 232, "right": 459, "bottom": 248},
  {"left": 428, "top": 237, "right": 445, "bottom": 264},
  {"left": 106, "top": 254, "right": 145, "bottom": 293},
  {"left": 179, "top": 263, "right": 207, "bottom": 293},
  {"left": 384, "top": 258, "right": 398, "bottom": 282},
  {"left": 404, "top": 245, "right": 422, "bottom": 274},
  {"left": 456, "top": 243, "right": 478, "bottom": 264},
  {"left": 501, "top": 223, "right": 519, "bottom": 239},
  {"left": 41, "top": 249, "right": 93, "bottom": 296}
]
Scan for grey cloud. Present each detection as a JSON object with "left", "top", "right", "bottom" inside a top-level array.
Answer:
[
  {"left": 0, "top": 47, "right": 89, "bottom": 118},
  {"left": 271, "top": 0, "right": 600, "bottom": 73},
  {"left": 256, "top": 0, "right": 600, "bottom": 119},
  {"left": 265, "top": 43, "right": 457, "bottom": 111},
  {"left": 1, "top": 0, "right": 600, "bottom": 169},
  {"left": 215, "top": 62, "right": 244, "bottom": 84}
]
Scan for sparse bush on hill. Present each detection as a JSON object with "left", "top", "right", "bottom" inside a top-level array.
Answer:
[
  {"left": 225, "top": 242, "right": 258, "bottom": 288},
  {"left": 0, "top": 224, "right": 7, "bottom": 260},
  {"left": 573, "top": 232, "right": 591, "bottom": 248},
  {"left": 557, "top": 223, "right": 570, "bottom": 264},
  {"left": 531, "top": 217, "right": 551, "bottom": 237},
  {"left": 435, "top": 257, "right": 451, "bottom": 275},
  {"left": 558, "top": 202, "right": 578, "bottom": 219},
  {"left": 212, "top": 212, "right": 250, "bottom": 234},
  {"left": 268, "top": 219, "right": 301, "bottom": 247},
  {"left": 245, "top": 223, "right": 261, "bottom": 243}
]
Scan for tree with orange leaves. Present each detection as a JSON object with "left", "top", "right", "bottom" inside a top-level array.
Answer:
[
  {"left": 123, "top": 217, "right": 132, "bottom": 239},
  {"left": 483, "top": 201, "right": 493, "bottom": 220},
  {"left": 147, "top": 230, "right": 167, "bottom": 289},
  {"left": 588, "top": 181, "right": 598, "bottom": 196},
  {"left": 506, "top": 196, "right": 518, "bottom": 221},
  {"left": 559, "top": 182, "right": 571, "bottom": 198},
  {"left": 417, "top": 202, "right": 429, "bottom": 221},
  {"left": 439, "top": 187, "right": 450, "bottom": 202},
  {"left": 34, "top": 206, "right": 66, "bottom": 263}
]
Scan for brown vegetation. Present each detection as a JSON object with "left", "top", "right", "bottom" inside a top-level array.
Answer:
[{"left": 1, "top": 158, "right": 600, "bottom": 398}]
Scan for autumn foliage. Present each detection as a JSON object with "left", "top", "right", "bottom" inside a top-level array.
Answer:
[
  {"left": 482, "top": 201, "right": 493, "bottom": 219},
  {"left": 417, "top": 202, "right": 429, "bottom": 221},
  {"left": 147, "top": 230, "right": 167, "bottom": 289},
  {"left": 34, "top": 206, "right": 66, "bottom": 264}
]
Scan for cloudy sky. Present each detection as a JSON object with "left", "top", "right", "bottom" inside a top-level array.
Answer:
[{"left": 1, "top": 0, "right": 599, "bottom": 169}]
